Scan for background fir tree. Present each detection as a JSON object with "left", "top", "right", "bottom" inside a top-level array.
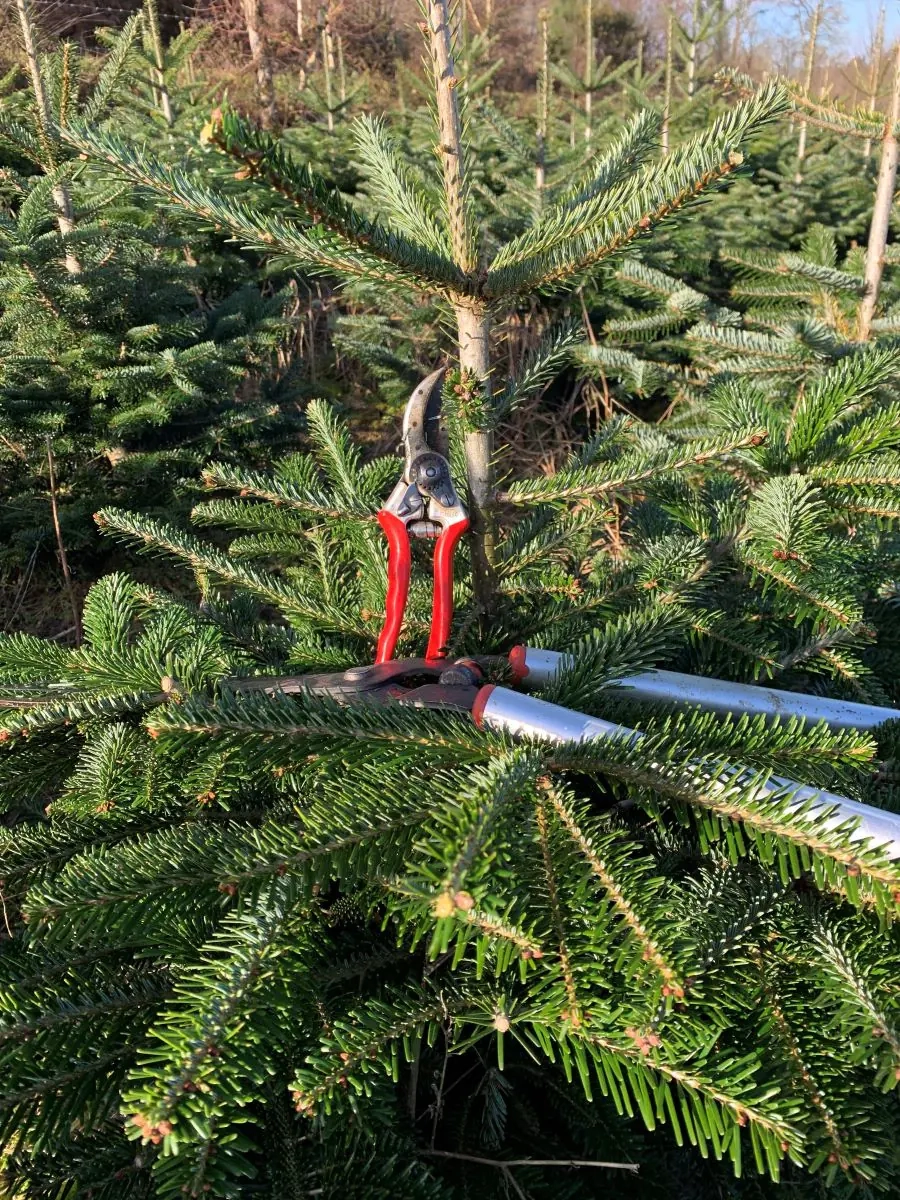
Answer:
[{"left": 0, "top": 1, "right": 309, "bottom": 608}]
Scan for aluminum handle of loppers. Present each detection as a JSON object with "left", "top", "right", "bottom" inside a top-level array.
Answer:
[
  {"left": 508, "top": 647, "right": 900, "bottom": 733},
  {"left": 472, "top": 684, "right": 900, "bottom": 861}
]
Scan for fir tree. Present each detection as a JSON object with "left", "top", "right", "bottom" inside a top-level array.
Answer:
[{"left": 0, "top": 5, "right": 302, "bottom": 580}]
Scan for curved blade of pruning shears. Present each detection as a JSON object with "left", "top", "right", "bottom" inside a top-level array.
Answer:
[{"left": 402, "top": 367, "right": 447, "bottom": 467}]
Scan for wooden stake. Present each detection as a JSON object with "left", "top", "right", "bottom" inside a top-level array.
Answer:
[
  {"left": 858, "top": 40, "right": 900, "bottom": 341},
  {"left": 426, "top": 0, "right": 495, "bottom": 610},
  {"left": 46, "top": 438, "right": 81, "bottom": 646}
]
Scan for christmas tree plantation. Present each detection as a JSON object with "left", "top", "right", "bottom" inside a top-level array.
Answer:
[{"left": 1, "top": 2, "right": 900, "bottom": 1198}]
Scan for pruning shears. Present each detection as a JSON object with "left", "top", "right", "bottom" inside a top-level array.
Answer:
[
  {"left": 376, "top": 369, "right": 469, "bottom": 664},
  {"left": 338, "top": 373, "right": 900, "bottom": 860}
]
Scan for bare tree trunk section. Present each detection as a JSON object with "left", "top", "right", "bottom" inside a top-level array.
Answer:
[
  {"left": 296, "top": 0, "right": 303, "bottom": 40},
  {"left": 15, "top": 0, "right": 81, "bottom": 274},
  {"left": 661, "top": 7, "right": 673, "bottom": 156},
  {"left": 536, "top": 7, "right": 549, "bottom": 197},
  {"left": 686, "top": 0, "right": 699, "bottom": 99},
  {"left": 320, "top": 5, "right": 335, "bottom": 131},
  {"left": 337, "top": 34, "right": 347, "bottom": 105},
  {"left": 795, "top": 0, "right": 821, "bottom": 183},
  {"left": 242, "top": 0, "right": 276, "bottom": 129},
  {"left": 583, "top": 0, "right": 593, "bottom": 142},
  {"left": 46, "top": 438, "right": 82, "bottom": 646},
  {"left": 145, "top": 0, "right": 174, "bottom": 126},
  {"left": 858, "top": 40, "right": 900, "bottom": 341},
  {"left": 864, "top": 5, "right": 885, "bottom": 160},
  {"left": 426, "top": 0, "right": 495, "bottom": 610}
]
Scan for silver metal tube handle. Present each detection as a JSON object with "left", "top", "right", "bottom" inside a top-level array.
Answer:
[
  {"left": 508, "top": 647, "right": 900, "bottom": 733},
  {"left": 476, "top": 685, "right": 900, "bottom": 861}
]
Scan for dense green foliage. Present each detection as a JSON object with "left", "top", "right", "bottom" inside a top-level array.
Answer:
[{"left": 1, "top": 3, "right": 899, "bottom": 1198}]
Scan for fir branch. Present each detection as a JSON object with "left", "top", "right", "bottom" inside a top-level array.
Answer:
[{"left": 502, "top": 429, "right": 768, "bottom": 505}]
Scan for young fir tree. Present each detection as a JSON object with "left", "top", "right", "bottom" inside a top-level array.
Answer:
[
  {"left": 581, "top": 58, "right": 900, "bottom": 416},
  {"left": 3, "top": 5, "right": 900, "bottom": 1198},
  {"left": 0, "top": 4, "right": 302, "bottom": 578},
  {"left": 579, "top": 222, "right": 900, "bottom": 414}
]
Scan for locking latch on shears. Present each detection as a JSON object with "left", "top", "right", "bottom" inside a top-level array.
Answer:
[{"left": 376, "top": 368, "right": 469, "bottom": 664}]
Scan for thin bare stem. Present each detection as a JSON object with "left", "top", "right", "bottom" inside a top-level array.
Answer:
[
  {"left": 45, "top": 437, "right": 81, "bottom": 646},
  {"left": 423, "top": 1150, "right": 639, "bottom": 1172}
]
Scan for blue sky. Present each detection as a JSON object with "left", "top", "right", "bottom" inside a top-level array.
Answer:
[
  {"left": 838, "top": 1, "right": 900, "bottom": 51},
  {"left": 757, "top": 1, "right": 900, "bottom": 56}
]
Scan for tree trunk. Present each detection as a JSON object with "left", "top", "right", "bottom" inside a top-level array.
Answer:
[
  {"left": 296, "top": 0, "right": 303, "bottom": 40},
  {"left": 864, "top": 5, "right": 885, "bottom": 161},
  {"left": 15, "top": 0, "right": 81, "bottom": 274},
  {"left": 536, "top": 8, "right": 549, "bottom": 197},
  {"left": 337, "top": 34, "right": 347, "bottom": 105},
  {"left": 241, "top": 0, "right": 276, "bottom": 129},
  {"left": 857, "top": 40, "right": 900, "bottom": 341},
  {"left": 320, "top": 6, "right": 335, "bottom": 131},
  {"left": 426, "top": 0, "right": 495, "bottom": 610},
  {"left": 686, "top": 0, "right": 700, "bottom": 100},
  {"left": 794, "top": 0, "right": 821, "bottom": 184},
  {"left": 661, "top": 7, "right": 674, "bottom": 157},
  {"left": 583, "top": 0, "right": 593, "bottom": 142},
  {"left": 145, "top": 0, "right": 174, "bottom": 126}
]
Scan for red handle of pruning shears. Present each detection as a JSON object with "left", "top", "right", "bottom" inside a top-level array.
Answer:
[
  {"left": 376, "top": 512, "right": 469, "bottom": 664},
  {"left": 426, "top": 517, "right": 469, "bottom": 662},
  {"left": 375, "top": 510, "right": 412, "bottom": 665}
]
